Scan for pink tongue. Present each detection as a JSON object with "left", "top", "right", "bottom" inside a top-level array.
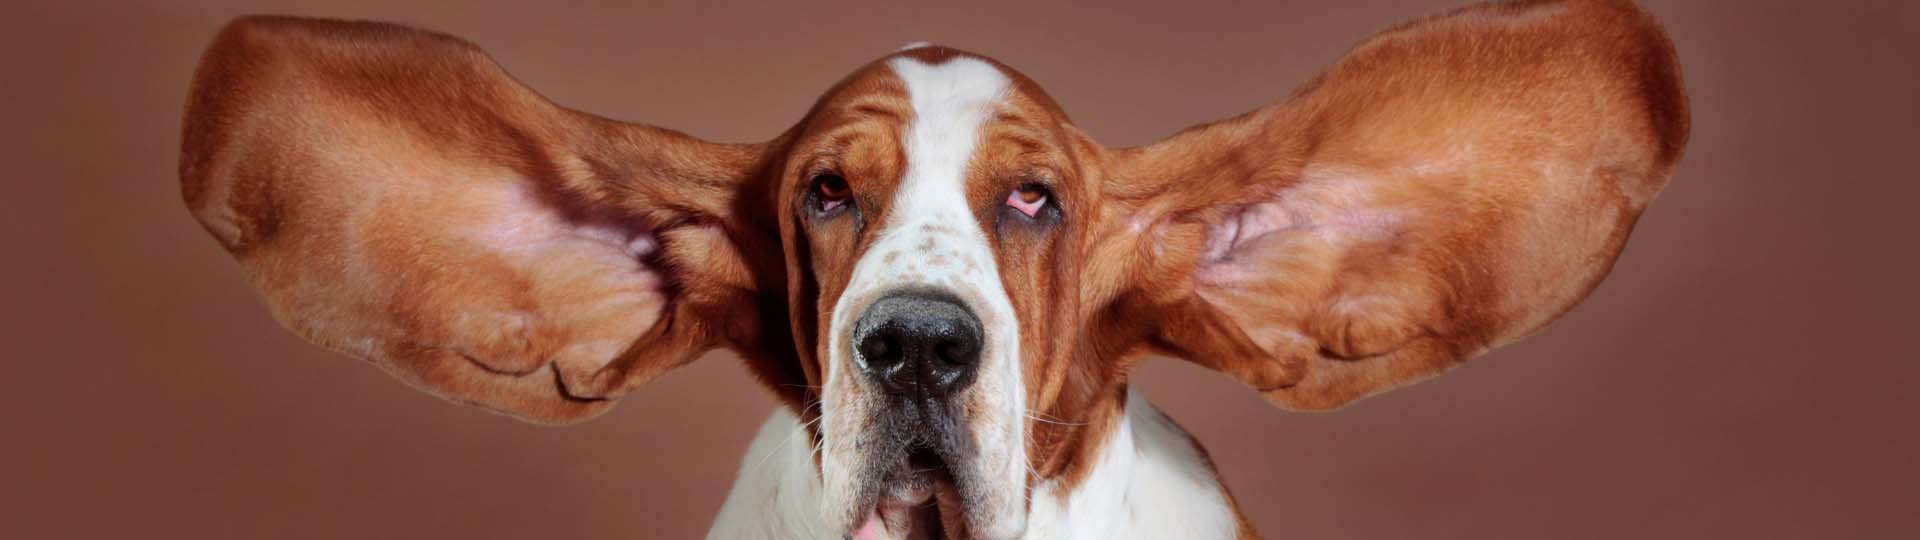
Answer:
[{"left": 850, "top": 509, "right": 889, "bottom": 540}]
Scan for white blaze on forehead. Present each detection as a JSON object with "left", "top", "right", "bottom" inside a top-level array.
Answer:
[
  {"left": 886, "top": 56, "right": 1007, "bottom": 229},
  {"left": 817, "top": 55, "right": 1028, "bottom": 538}
]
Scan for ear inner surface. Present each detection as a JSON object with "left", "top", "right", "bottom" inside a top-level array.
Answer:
[
  {"left": 181, "top": 16, "right": 784, "bottom": 423},
  {"left": 1110, "top": 0, "right": 1689, "bottom": 410}
]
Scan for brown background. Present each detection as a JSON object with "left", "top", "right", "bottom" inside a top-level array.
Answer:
[{"left": 3, "top": 0, "right": 1916, "bottom": 538}]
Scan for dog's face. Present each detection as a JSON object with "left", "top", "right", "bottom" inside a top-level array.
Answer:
[
  {"left": 785, "top": 51, "right": 1060, "bottom": 536},
  {"left": 778, "top": 49, "right": 1122, "bottom": 535},
  {"left": 182, "top": 2, "right": 1685, "bottom": 538}
]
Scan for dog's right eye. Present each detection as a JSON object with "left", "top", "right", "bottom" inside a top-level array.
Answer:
[{"left": 813, "top": 173, "right": 851, "bottom": 212}]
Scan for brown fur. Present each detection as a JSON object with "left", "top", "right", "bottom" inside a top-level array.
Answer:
[{"left": 181, "top": 0, "right": 1686, "bottom": 536}]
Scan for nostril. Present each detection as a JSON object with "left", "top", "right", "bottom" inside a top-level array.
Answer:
[
  {"left": 934, "top": 338, "right": 974, "bottom": 367},
  {"left": 859, "top": 330, "right": 899, "bottom": 366}
]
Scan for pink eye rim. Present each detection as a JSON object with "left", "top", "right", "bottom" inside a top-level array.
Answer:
[{"left": 1006, "top": 186, "right": 1047, "bottom": 217}]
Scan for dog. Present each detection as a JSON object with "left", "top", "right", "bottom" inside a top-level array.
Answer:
[{"left": 178, "top": 0, "right": 1687, "bottom": 537}]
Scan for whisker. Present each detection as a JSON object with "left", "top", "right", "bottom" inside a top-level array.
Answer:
[
  {"left": 749, "top": 402, "right": 826, "bottom": 471},
  {"left": 1023, "top": 412, "right": 1087, "bottom": 426}
]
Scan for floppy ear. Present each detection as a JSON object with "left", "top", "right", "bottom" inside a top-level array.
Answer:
[
  {"left": 180, "top": 16, "right": 783, "bottom": 423},
  {"left": 1110, "top": 0, "right": 1688, "bottom": 409}
]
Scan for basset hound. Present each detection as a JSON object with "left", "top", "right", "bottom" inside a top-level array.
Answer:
[{"left": 178, "top": 0, "right": 1688, "bottom": 538}]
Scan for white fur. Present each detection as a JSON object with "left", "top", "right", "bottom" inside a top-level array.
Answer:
[
  {"left": 712, "top": 389, "right": 1242, "bottom": 539},
  {"left": 708, "top": 408, "right": 830, "bottom": 539}
]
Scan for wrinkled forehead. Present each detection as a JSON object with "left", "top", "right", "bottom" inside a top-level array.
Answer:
[{"left": 796, "top": 46, "right": 1071, "bottom": 157}]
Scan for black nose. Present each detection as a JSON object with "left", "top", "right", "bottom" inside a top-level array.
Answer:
[{"left": 854, "top": 293, "right": 982, "bottom": 399}]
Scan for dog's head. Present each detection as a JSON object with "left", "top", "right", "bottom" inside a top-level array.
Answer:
[{"left": 181, "top": 2, "right": 1685, "bottom": 538}]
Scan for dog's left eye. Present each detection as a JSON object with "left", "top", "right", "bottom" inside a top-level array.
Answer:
[
  {"left": 813, "top": 173, "right": 851, "bottom": 212},
  {"left": 1006, "top": 184, "right": 1048, "bottom": 217}
]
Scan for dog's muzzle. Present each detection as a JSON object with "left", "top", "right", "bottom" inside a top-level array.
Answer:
[{"left": 846, "top": 292, "right": 987, "bottom": 529}]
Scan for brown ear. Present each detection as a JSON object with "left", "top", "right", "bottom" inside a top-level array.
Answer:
[
  {"left": 180, "top": 16, "right": 779, "bottom": 423},
  {"left": 1110, "top": 0, "right": 1688, "bottom": 410}
]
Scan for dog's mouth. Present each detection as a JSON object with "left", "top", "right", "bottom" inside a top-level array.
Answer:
[
  {"left": 855, "top": 447, "right": 964, "bottom": 540},
  {"left": 882, "top": 448, "right": 952, "bottom": 507}
]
